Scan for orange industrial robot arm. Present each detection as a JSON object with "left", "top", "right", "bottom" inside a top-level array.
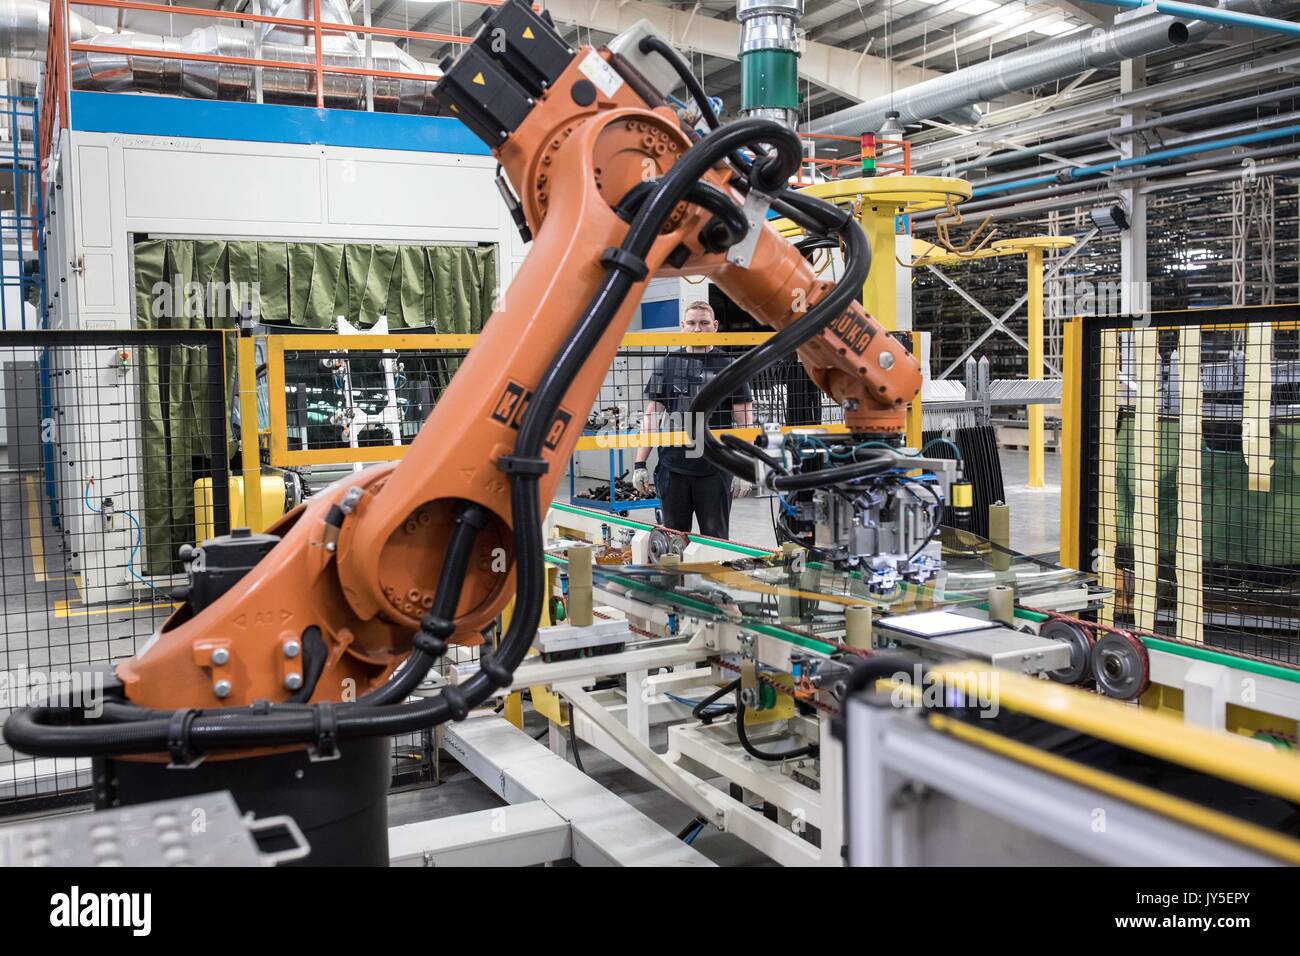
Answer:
[{"left": 4, "top": 3, "right": 918, "bottom": 768}]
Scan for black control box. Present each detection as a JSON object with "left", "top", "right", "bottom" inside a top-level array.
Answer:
[
  {"left": 433, "top": 0, "right": 576, "bottom": 148},
  {"left": 180, "top": 527, "right": 281, "bottom": 614}
]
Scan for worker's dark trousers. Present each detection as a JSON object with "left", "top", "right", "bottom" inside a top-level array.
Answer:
[{"left": 656, "top": 464, "right": 732, "bottom": 539}]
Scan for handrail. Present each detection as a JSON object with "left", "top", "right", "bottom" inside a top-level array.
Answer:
[
  {"left": 41, "top": 0, "right": 513, "bottom": 165},
  {"left": 796, "top": 132, "right": 910, "bottom": 184}
]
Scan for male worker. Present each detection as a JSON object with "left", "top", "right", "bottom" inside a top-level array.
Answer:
[{"left": 633, "top": 301, "right": 754, "bottom": 539}]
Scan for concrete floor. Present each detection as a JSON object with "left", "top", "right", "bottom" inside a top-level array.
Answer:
[{"left": 0, "top": 447, "right": 1063, "bottom": 863}]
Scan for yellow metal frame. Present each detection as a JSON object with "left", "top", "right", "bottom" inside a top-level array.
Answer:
[
  {"left": 1058, "top": 308, "right": 1296, "bottom": 571},
  {"left": 891, "top": 664, "right": 1300, "bottom": 864},
  {"left": 236, "top": 335, "right": 264, "bottom": 530},
  {"left": 1058, "top": 317, "right": 1083, "bottom": 568},
  {"left": 262, "top": 331, "right": 928, "bottom": 466}
]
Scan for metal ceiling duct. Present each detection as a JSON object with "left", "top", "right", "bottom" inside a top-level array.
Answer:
[
  {"left": 0, "top": 0, "right": 103, "bottom": 59},
  {"left": 802, "top": 0, "right": 1295, "bottom": 138},
  {"left": 0, "top": 0, "right": 442, "bottom": 114}
]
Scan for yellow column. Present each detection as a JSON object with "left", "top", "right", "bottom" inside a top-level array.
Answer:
[
  {"left": 1058, "top": 318, "right": 1082, "bottom": 568},
  {"left": 1026, "top": 247, "right": 1045, "bottom": 489},
  {"left": 906, "top": 383, "right": 923, "bottom": 449},
  {"left": 859, "top": 203, "right": 899, "bottom": 331},
  {"left": 236, "top": 335, "right": 264, "bottom": 531},
  {"left": 861, "top": 201, "right": 916, "bottom": 446}
]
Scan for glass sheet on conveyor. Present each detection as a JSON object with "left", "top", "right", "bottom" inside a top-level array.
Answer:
[{"left": 547, "top": 529, "right": 1092, "bottom": 653}]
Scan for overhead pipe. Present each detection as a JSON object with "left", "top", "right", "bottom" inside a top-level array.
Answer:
[
  {"left": 918, "top": 140, "right": 1300, "bottom": 220},
  {"left": 930, "top": 84, "right": 1300, "bottom": 176},
  {"left": 969, "top": 121, "right": 1300, "bottom": 197},
  {"left": 1084, "top": 0, "right": 1300, "bottom": 36},
  {"left": 801, "top": 6, "right": 1202, "bottom": 137},
  {"left": 942, "top": 153, "right": 1300, "bottom": 223},
  {"left": 910, "top": 44, "right": 1300, "bottom": 168},
  {"left": 867, "top": 0, "right": 1300, "bottom": 159},
  {"left": 966, "top": 106, "right": 1300, "bottom": 191},
  {"left": 1139, "top": 156, "right": 1300, "bottom": 192},
  {"left": 915, "top": 49, "right": 1300, "bottom": 166}
]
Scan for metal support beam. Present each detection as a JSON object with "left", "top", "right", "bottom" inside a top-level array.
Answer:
[
  {"left": 388, "top": 801, "right": 571, "bottom": 867},
  {"left": 935, "top": 229, "right": 1097, "bottom": 380},
  {"left": 1027, "top": 246, "right": 1046, "bottom": 489},
  {"left": 559, "top": 681, "right": 726, "bottom": 828},
  {"left": 1119, "top": 57, "right": 1149, "bottom": 318},
  {"left": 443, "top": 714, "right": 714, "bottom": 866}
]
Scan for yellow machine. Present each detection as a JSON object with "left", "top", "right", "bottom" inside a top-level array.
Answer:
[{"left": 193, "top": 474, "right": 302, "bottom": 540}]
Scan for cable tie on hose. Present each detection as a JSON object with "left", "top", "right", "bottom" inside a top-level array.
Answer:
[
  {"left": 820, "top": 203, "right": 853, "bottom": 232},
  {"left": 599, "top": 247, "right": 649, "bottom": 281},
  {"left": 479, "top": 653, "right": 512, "bottom": 690},
  {"left": 414, "top": 614, "right": 454, "bottom": 657},
  {"left": 307, "top": 702, "right": 340, "bottom": 762},
  {"left": 497, "top": 455, "right": 549, "bottom": 476},
  {"left": 751, "top": 155, "right": 788, "bottom": 193},
  {"left": 166, "top": 708, "right": 203, "bottom": 769},
  {"left": 443, "top": 685, "right": 470, "bottom": 722},
  {"left": 457, "top": 505, "right": 491, "bottom": 530}
]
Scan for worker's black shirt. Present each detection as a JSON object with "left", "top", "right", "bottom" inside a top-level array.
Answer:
[{"left": 645, "top": 348, "right": 753, "bottom": 476}]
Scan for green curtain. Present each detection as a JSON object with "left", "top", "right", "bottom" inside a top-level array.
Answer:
[
  {"left": 133, "top": 238, "right": 497, "bottom": 572},
  {"left": 1114, "top": 415, "right": 1300, "bottom": 566}
]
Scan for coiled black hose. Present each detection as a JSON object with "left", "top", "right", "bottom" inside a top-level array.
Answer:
[
  {"left": 769, "top": 452, "right": 894, "bottom": 492},
  {"left": 691, "top": 678, "right": 739, "bottom": 724},
  {"left": 358, "top": 501, "right": 489, "bottom": 706},
  {"left": 688, "top": 194, "right": 873, "bottom": 484},
  {"left": 734, "top": 693, "right": 817, "bottom": 762}
]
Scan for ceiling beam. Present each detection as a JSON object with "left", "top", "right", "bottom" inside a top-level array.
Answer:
[
  {"left": 539, "top": 0, "right": 941, "bottom": 102},
  {"left": 805, "top": 0, "right": 890, "bottom": 42},
  {"left": 891, "top": 7, "right": 1013, "bottom": 59},
  {"left": 909, "top": 14, "right": 1082, "bottom": 68},
  {"left": 1049, "top": 0, "right": 1108, "bottom": 26},
  {"left": 877, "top": 0, "right": 976, "bottom": 46}
]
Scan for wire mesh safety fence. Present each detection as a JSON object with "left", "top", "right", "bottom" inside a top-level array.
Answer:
[
  {"left": 265, "top": 331, "right": 921, "bottom": 468},
  {"left": 1079, "top": 306, "right": 1300, "bottom": 665},
  {"left": 590, "top": 347, "right": 846, "bottom": 435},
  {"left": 268, "top": 335, "right": 469, "bottom": 465},
  {"left": 0, "top": 329, "right": 230, "bottom": 813}
]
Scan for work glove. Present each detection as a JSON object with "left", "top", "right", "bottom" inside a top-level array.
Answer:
[
  {"left": 731, "top": 475, "right": 754, "bottom": 498},
  {"left": 633, "top": 463, "right": 653, "bottom": 496}
]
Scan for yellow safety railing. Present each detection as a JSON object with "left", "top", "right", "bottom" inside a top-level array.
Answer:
[{"left": 252, "top": 330, "right": 925, "bottom": 470}]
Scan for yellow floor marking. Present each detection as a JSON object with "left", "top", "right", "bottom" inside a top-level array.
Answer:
[
  {"left": 22, "top": 475, "right": 82, "bottom": 588},
  {"left": 54, "top": 599, "right": 180, "bottom": 620},
  {"left": 23, "top": 475, "right": 48, "bottom": 580}
]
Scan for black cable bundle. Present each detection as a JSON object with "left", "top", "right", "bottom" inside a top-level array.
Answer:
[{"left": 922, "top": 425, "right": 1005, "bottom": 539}]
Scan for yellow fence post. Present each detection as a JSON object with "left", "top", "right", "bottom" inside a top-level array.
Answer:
[
  {"left": 1027, "top": 246, "right": 1045, "bottom": 489},
  {"left": 1058, "top": 317, "right": 1081, "bottom": 569},
  {"left": 237, "top": 334, "right": 264, "bottom": 532}
]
